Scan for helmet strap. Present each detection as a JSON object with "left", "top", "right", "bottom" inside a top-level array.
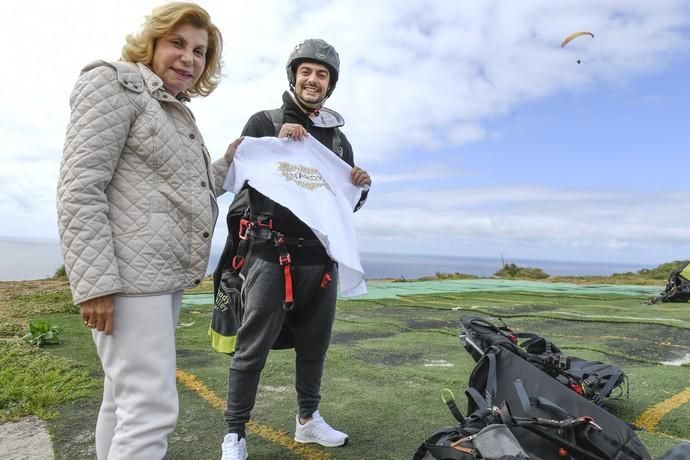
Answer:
[{"left": 289, "top": 89, "right": 327, "bottom": 116}]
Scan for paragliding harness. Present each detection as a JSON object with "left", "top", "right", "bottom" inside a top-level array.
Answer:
[
  {"left": 232, "top": 198, "right": 328, "bottom": 312},
  {"left": 208, "top": 108, "right": 342, "bottom": 354},
  {"left": 459, "top": 317, "right": 628, "bottom": 406},
  {"left": 647, "top": 262, "right": 690, "bottom": 304},
  {"left": 209, "top": 185, "right": 336, "bottom": 354},
  {"left": 414, "top": 345, "right": 650, "bottom": 460}
]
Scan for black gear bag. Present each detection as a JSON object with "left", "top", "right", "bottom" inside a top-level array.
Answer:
[
  {"left": 460, "top": 316, "right": 628, "bottom": 406},
  {"left": 415, "top": 345, "right": 651, "bottom": 460},
  {"left": 647, "top": 261, "right": 690, "bottom": 304}
]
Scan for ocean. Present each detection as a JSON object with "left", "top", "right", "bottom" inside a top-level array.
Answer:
[
  {"left": 0, "top": 239, "right": 652, "bottom": 282},
  {"left": 356, "top": 252, "right": 652, "bottom": 279}
]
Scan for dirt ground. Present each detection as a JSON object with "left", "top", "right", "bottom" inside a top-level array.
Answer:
[{"left": 0, "top": 416, "right": 54, "bottom": 460}]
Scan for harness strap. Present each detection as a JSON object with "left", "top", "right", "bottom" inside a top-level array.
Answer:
[
  {"left": 465, "top": 387, "right": 488, "bottom": 411},
  {"left": 441, "top": 389, "right": 466, "bottom": 424},
  {"left": 237, "top": 213, "right": 330, "bottom": 312},
  {"left": 274, "top": 235, "right": 295, "bottom": 311},
  {"left": 513, "top": 379, "right": 532, "bottom": 413},
  {"left": 596, "top": 369, "right": 623, "bottom": 400},
  {"left": 484, "top": 350, "right": 497, "bottom": 406},
  {"left": 230, "top": 213, "right": 253, "bottom": 274},
  {"left": 249, "top": 226, "right": 322, "bottom": 247}
]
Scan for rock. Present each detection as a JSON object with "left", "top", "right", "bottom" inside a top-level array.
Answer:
[{"left": 0, "top": 416, "right": 54, "bottom": 460}]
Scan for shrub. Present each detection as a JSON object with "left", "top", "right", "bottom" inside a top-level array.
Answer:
[
  {"left": 434, "top": 272, "right": 479, "bottom": 280},
  {"left": 494, "top": 263, "right": 549, "bottom": 280},
  {"left": 631, "top": 260, "right": 690, "bottom": 280},
  {"left": 53, "top": 265, "right": 66, "bottom": 278}
]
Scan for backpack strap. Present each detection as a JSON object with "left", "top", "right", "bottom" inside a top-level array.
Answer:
[
  {"left": 264, "top": 108, "right": 284, "bottom": 137},
  {"left": 466, "top": 349, "right": 497, "bottom": 410},
  {"left": 332, "top": 126, "right": 343, "bottom": 157},
  {"left": 513, "top": 379, "right": 532, "bottom": 413},
  {"left": 465, "top": 388, "right": 488, "bottom": 414},
  {"left": 482, "top": 349, "right": 498, "bottom": 406}
]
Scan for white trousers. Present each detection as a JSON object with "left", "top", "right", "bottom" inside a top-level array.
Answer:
[{"left": 92, "top": 291, "right": 182, "bottom": 460}]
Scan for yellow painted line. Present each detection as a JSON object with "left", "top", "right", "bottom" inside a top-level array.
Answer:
[
  {"left": 176, "top": 369, "right": 332, "bottom": 460},
  {"left": 635, "top": 387, "right": 690, "bottom": 432}
]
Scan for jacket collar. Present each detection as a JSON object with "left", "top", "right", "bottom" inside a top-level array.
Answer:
[
  {"left": 281, "top": 91, "right": 344, "bottom": 128},
  {"left": 282, "top": 91, "right": 311, "bottom": 125},
  {"left": 137, "top": 64, "right": 190, "bottom": 103}
]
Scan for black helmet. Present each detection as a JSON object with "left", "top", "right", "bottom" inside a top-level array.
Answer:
[{"left": 286, "top": 39, "right": 340, "bottom": 98}]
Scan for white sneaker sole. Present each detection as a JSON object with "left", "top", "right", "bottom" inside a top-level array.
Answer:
[{"left": 293, "top": 435, "right": 349, "bottom": 447}]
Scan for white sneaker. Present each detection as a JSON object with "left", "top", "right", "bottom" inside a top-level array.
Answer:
[
  {"left": 294, "top": 410, "right": 349, "bottom": 447},
  {"left": 221, "top": 433, "right": 248, "bottom": 460}
]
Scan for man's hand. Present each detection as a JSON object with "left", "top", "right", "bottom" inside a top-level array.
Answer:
[
  {"left": 81, "top": 295, "right": 115, "bottom": 335},
  {"left": 351, "top": 166, "right": 371, "bottom": 188},
  {"left": 278, "top": 123, "right": 308, "bottom": 141},
  {"left": 224, "top": 137, "right": 244, "bottom": 163}
]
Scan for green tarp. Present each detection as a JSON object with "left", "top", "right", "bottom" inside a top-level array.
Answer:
[{"left": 182, "top": 279, "right": 660, "bottom": 306}]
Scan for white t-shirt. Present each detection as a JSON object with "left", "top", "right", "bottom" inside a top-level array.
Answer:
[{"left": 224, "top": 136, "right": 367, "bottom": 297}]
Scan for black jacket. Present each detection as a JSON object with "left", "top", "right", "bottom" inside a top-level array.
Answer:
[
  {"left": 242, "top": 91, "right": 356, "bottom": 167},
  {"left": 234, "top": 91, "right": 363, "bottom": 265}
]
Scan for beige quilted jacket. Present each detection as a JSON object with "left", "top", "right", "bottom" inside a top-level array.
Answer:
[{"left": 57, "top": 60, "right": 229, "bottom": 305}]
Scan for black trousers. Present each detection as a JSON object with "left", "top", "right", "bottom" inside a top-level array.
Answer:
[{"left": 224, "top": 257, "right": 338, "bottom": 434}]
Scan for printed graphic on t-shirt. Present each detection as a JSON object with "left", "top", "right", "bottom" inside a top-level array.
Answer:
[{"left": 277, "top": 162, "right": 334, "bottom": 194}]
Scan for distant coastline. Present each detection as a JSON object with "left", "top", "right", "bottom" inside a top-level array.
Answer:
[
  {"left": 0, "top": 238, "right": 654, "bottom": 282},
  {"left": 356, "top": 252, "right": 653, "bottom": 280}
]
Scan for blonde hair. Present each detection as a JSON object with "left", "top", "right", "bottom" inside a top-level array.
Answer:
[{"left": 121, "top": 2, "right": 223, "bottom": 98}]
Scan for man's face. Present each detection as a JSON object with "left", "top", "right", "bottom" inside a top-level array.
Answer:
[{"left": 294, "top": 62, "right": 331, "bottom": 104}]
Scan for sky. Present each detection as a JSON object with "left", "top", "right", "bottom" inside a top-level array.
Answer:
[{"left": 2, "top": 0, "right": 690, "bottom": 267}]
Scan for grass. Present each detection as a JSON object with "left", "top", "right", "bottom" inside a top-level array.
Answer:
[
  {"left": 1, "top": 273, "right": 689, "bottom": 459},
  {"left": 0, "top": 340, "right": 98, "bottom": 422}
]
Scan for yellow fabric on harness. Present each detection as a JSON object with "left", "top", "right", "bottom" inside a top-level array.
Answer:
[{"left": 208, "top": 326, "right": 237, "bottom": 355}]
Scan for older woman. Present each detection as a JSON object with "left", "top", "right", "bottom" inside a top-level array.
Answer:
[{"left": 57, "top": 3, "right": 239, "bottom": 459}]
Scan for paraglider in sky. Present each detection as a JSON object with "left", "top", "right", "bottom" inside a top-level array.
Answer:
[
  {"left": 560, "top": 31, "right": 594, "bottom": 64},
  {"left": 560, "top": 31, "right": 594, "bottom": 48}
]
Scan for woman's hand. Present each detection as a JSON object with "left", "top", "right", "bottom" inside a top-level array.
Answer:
[
  {"left": 278, "top": 123, "right": 308, "bottom": 141},
  {"left": 81, "top": 295, "right": 115, "bottom": 335},
  {"left": 224, "top": 137, "right": 244, "bottom": 163},
  {"left": 351, "top": 166, "right": 372, "bottom": 188}
]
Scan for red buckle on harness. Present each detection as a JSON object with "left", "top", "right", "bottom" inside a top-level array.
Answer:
[
  {"left": 279, "top": 254, "right": 291, "bottom": 266},
  {"left": 231, "top": 256, "right": 245, "bottom": 270},
  {"left": 320, "top": 272, "right": 332, "bottom": 288},
  {"left": 238, "top": 219, "right": 252, "bottom": 240},
  {"left": 570, "top": 383, "right": 584, "bottom": 395}
]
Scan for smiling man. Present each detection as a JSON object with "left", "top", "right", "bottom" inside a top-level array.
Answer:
[{"left": 217, "top": 39, "right": 371, "bottom": 459}]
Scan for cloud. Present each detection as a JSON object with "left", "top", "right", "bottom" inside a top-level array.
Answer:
[
  {"left": 371, "top": 165, "right": 466, "bottom": 184},
  {"left": 2, "top": 0, "right": 690, "bottom": 263},
  {"left": 353, "top": 185, "right": 690, "bottom": 260}
]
